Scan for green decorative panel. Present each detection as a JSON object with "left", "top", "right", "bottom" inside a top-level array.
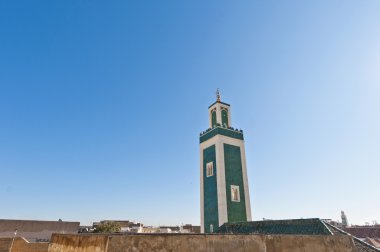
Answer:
[
  {"left": 200, "top": 127, "right": 244, "bottom": 143},
  {"left": 224, "top": 144, "right": 247, "bottom": 223},
  {"left": 221, "top": 109, "right": 228, "bottom": 127},
  {"left": 211, "top": 111, "right": 217, "bottom": 127},
  {"left": 203, "top": 145, "right": 218, "bottom": 233}
]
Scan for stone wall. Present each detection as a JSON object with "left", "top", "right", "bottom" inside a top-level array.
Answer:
[
  {"left": 0, "top": 220, "right": 79, "bottom": 242},
  {"left": 0, "top": 237, "right": 48, "bottom": 252},
  {"left": 0, "top": 238, "right": 12, "bottom": 252},
  {"left": 49, "top": 233, "right": 357, "bottom": 252},
  {"left": 49, "top": 234, "right": 108, "bottom": 252},
  {"left": 0, "top": 234, "right": 361, "bottom": 252}
]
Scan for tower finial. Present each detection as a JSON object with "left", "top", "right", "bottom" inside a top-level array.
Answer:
[{"left": 216, "top": 88, "right": 221, "bottom": 102}]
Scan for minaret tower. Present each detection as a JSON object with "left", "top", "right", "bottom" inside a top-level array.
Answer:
[{"left": 200, "top": 90, "right": 252, "bottom": 233}]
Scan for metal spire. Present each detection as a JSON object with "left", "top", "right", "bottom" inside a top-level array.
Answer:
[{"left": 216, "top": 88, "right": 221, "bottom": 102}]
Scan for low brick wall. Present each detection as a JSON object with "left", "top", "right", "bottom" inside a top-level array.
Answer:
[{"left": 49, "top": 233, "right": 356, "bottom": 252}]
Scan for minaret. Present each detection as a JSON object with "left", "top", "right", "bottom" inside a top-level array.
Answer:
[
  {"left": 200, "top": 90, "right": 252, "bottom": 233},
  {"left": 341, "top": 211, "right": 349, "bottom": 227}
]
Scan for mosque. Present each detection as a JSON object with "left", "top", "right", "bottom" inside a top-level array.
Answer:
[{"left": 195, "top": 91, "right": 379, "bottom": 251}]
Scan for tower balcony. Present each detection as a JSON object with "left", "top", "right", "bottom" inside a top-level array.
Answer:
[{"left": 199, "top": 125, "right": 244, "bottom": 143}]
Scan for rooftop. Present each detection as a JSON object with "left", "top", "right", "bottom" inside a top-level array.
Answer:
[
  {"left": 216, "top": 218, "right": 332, "bottom": 235},
  {"left": 217, "top": 219, "right": 380, "bottom": 251},
  {"left": 343, "top": 226, "right": 380, "bottom": 238}
]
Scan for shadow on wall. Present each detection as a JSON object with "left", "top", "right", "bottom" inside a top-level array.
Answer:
[{"left": 0, "top": 237, "right": 49, "bottom": 252}]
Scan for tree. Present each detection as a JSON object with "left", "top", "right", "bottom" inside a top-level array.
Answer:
[{"left": 94, "top": 222, "right": 121, "bottom": 233}]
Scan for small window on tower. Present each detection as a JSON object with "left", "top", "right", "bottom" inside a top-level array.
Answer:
[
  {"left": 206, "top": 162, "right": 213, "bottom": 177},
  {"left": 231, "top": 185, "right": 240, "bottom": 202}
]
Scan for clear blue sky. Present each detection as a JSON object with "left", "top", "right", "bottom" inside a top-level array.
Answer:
[{"left": 0, "top": 1, "right": 379, "bottom": 226}]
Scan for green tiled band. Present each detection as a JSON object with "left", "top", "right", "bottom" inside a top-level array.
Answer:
[{"left": 200, "top": 127, "right": 244, "bottom": 143}]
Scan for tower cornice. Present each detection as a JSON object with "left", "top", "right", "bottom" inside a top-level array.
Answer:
[
  {"left": 200, "top": 126, "right": 244, "bottom": 143},
  {"left": 208, "top": 101, "right": 230, "bottom": 109}
]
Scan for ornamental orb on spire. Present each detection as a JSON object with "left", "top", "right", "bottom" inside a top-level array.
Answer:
[{"left": 216, "top": 88, "right": 221, "bottom": 102}]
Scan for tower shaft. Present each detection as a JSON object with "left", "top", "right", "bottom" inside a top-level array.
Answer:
[{"left": 200, "top": 94, "right": 252, "bottom": 233}]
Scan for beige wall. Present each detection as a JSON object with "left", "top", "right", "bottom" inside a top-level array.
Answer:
[
  {"left": 0, "top": 220, "right": 79, "bottom": 243},
  {"left": 0, "top": 237, "right": 48, "bottom": 252},
  {"left": 49, "top": 234, "right": 356, "bottom": 252},
  {"left": 0, "top": 234, "right": 358, "bottom": 252},
  {"left": 49, "top": 234, "right": 108, "bottom": 252},
  {"left": 107, "top": 234, "right": 355, "bottom": 252},
  {"left": 0, "top": 238, "right": 12, "bottom": 252}
]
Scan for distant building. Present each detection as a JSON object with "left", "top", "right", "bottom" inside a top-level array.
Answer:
[
  {"left": 0, "top": 219, "right": 79, "bottom": 242},
  {"left": 153, "top": 225, "right": 200, "bottom": 233},
  {"left": 90, "top": 221, "right": 200, "bottom": 234},
  {"left": 140, "top": 225, "right": 200, "bottom": 234},
  {"left": 158, "top": 226, "right": 180, "bottom": 233},
  {"left": 180, "top": 224, "right": 201, "bottom": 234},
  {"left": 141, "top": 226, "right": 160, "bottom": 233},
  {"left": 343, "top": 226, "right": 380, "bottom": 239},
  {"left": 93, "top": 220, "right": 143, "bottom": 233}
]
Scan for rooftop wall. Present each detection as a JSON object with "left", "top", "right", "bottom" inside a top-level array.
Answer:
[
  {"left": 0, "top": 220, "right": 79, "bottom": 242},
  {"left": 0, "top": 237, "right": 48, "bottom": 252},
  {"left": 49, "top": 234, "right": 108, "bottom": 252},
  {"left": 49, "top": 233, "right": 356, "bottom": 252},
  {"left": 0, "top": 238, "right": 12, "bottom": 252}
]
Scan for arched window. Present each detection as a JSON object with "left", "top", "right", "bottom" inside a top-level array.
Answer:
[
  {"left": 221, "top": 108, "right": 229, "bottom": 127},
  {"left": 211, "top": 110, "right": 217, "bottom": 127}
]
